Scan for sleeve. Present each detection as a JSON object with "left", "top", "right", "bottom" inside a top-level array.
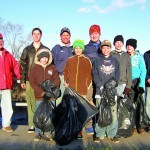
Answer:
[
  {"left": 126, "top": 56, "right": 132, "bottom": 89},
  {"left": 86, "top": 59, "right": 92, "bottom": 88},
  {"left": 63, "top": 59, "right": 70, "bottom": 83},
  {"left": 51, "top": 65, "right": 61, "bottom": 88},
  {"left": 92, "top": 60, "right": 103, "bottom": 88},
  {"left": 139, "top": 55, "right": 147, "bottom": 88},
  {"left": 144, "top": 52, "right": 150, "bottom": 80},
  {"left": 19, "top": 48, "right": 28, "bottom": 83},
  {"left": 29, "top": 67, "right": 44, "bottom": 96}
]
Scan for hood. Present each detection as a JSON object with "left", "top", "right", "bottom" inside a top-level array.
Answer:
[{"left": 34, "top": 48, "right": 52, "bottom": 68}]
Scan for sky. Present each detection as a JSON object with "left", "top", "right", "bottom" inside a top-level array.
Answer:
[{"left": 1, "top": 0, "right": 150, "bottom": 54}]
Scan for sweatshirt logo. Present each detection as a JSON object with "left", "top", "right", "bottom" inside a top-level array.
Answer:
[
  {"left": 48, "top": 70, "right": 53, "bottom": 75},
  {"left": 100, "top": 64, "right": 115, "bottom": 75}
]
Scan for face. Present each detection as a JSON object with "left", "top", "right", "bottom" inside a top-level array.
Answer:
[
  {"left": 74, "top": 46, "right": 83, "bottom": 56},
  {"left": 60, "top": 32, "right": 71, "bottom": 44},
  {"left": 40, "top": 57, "right": 49, "bottom": 65},
  {"left": 32, "top": 30, "right": 42, "bottom": 42},
  {"left": 0, "top": 39, "right": 4, "bottom": 50},
  {"left": 126, "top": 45, "right": 135, "bottom": 55},
  {"left": 101, "top": 46, "right": 111, "bottom": 57},
  {"left": 90, "top": 32, "right": 100, "bottom": 43},
  {"left": 114, "top": 41, "right": 124, "bottom": 51}
]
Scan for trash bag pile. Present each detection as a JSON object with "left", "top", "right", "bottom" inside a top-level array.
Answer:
[
  {"left": 52, "top": 87, "right": 98, "bottom": 145},
  {"left": 41, "top": 79, "right": 61, "bottom": 99},
  {"left": 97, "top": 78, "right": 117, "bottom": 127},
  {"left": 12, "top": 82, "right": 26, "bottom": 101}
]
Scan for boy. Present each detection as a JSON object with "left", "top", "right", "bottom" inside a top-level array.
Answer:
[
  {"left": 29, "top": 48, "right": 60, "bottom": 141},
  {"left": 63, "top": 39, "right": 92, "bottom": 139},
  {"left": 92, "top": 40, "right": 120, "bottom": 143}
]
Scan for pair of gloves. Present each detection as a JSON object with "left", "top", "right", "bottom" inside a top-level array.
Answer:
[{"left": 123, "top": 87, "right": 145, "bottom": 95}]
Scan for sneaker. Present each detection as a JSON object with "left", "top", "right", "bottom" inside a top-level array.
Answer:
[
  {"left": 34, "top": 133, "right": 43, "bottom": 142},
  {"left": 133, "top": 128, "right": 137, "bottom": 134},
  {"left": 86, "top": 127, "right": 94, "bottom": 135},
  {"left": 77, "top": 131, "right": 83, "bottom": 139},
  {"left": 94, "top": 137, "right": 103, "bottom": 143},
  {"left": 3, "top": 126, "right": 13, "bottom": 133},
  {"left": 28, "top": 126, "right": 35, "bottom": 133},
  {"left": 110, "top": 137, "right": 120, "bottom": 143},
  {"left": 138, "top": 128, "right": 145, "bottom": 134}
]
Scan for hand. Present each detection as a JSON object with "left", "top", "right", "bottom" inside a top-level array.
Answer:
[
  {"left": 147, "top": 79, "right": 150, "bottom": 85},
  {"left": 138, "top": 87, "right": 145, "bottom": 94},
  {"left": 64, "top": 81, "right": 69, "bottom": 88},
  {"left": 21, "top": 83, "right": 26, "bottom": 89},
  {"left": 123, "top": 87, "right": 131, "bottom": 95},
  {"left": 42, "top": 93, "right": 51, "bottom": 100}
]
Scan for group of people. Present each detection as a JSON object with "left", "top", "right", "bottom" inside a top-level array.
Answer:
[{"left": 0, "top": 24, "right": 150, "bottom": 144}]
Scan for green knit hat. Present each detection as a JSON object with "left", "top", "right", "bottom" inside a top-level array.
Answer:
[{"left": 73, "top": 39, "right": 85, "bottom": 51}]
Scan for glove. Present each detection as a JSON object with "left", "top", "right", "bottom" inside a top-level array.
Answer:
[
  {"left": 138, "top": 87, "right": 145, "bottom": 94},
  {"left": 123, "top": 87, "right": 131, "bottom": 95},
  {"left": 42, "top": 93, "right": 51, "bottom": 100}
]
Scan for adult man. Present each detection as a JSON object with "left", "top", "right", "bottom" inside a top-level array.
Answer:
[
  {"left": 51, "top": 27, "right": 73, "bottom": 105},
  {"left": 0, "top": 33, "right": 21, "bottom": 132},
  {"left": 111, "top": 35, "right": 132, "bottom": 97},
  {"left": 20, "top": 28, "right": 49, "bottom": 133}
]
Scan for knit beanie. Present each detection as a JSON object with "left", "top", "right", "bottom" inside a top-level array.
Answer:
[
  {"left": 37, "top": 51, "right": 50, "bottom": 60},
  {"left": 126, "top": 38, "right": 137, "bottom": 49},
  {"left": 113, "top": 35, "right": 124, "bottom": 45},
  {"left": 73, "top": 39, "right": 85, "bottom": 51},
  {"left": 60, "top": 27, "right": 71, "bottom": 35},
  {"left": 89, "top": 24, "right": 101, "bottom": 35},
  {"left": 0, "top": 33, "right": 3, "bottom": 39}
]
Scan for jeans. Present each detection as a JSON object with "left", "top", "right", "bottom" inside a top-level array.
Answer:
[
  {"left": 94, "top": 98, "right": 118, "bottom": 138},
  {"left": 146, "top": 87, "right": 150, "bottom": 119},
  {"left": 35, "top": 100, "right": 55, "bottom": 134},
  {"left": 56, "top": 75, "right": 65, "bottom": 106},
  {"left": 0, "top": 89, "right": 13, "bottom": 127}
]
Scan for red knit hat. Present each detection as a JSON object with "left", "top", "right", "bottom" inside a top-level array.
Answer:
[
  {"left": 0, "top": 33, "right": 3, "bottom": 39},
  {"left": 89, "top": 24, "right": 101, "bottom": 35}
]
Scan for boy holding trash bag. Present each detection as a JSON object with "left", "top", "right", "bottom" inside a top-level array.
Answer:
[{"left": 29, "top": 48, "right": 60, "bottom": 141}]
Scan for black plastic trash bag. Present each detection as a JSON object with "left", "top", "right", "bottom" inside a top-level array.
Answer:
[
  {"left": 33, "top": 100, "right": 54, "bottom": 133},
  {"left": 98, "top": 98, "right": 112, "bottom": 127},
  {"left": 136, "top": 94, "right": 149, "bottom": 129},
  {"left": 117, "top": 96, "right": 134, "bottom": 138},
  {"left": 53, "top": 87, "right": 98, "bottom": 145},
  {"left": 41, "top": 79, "right": 61, "bottom": 99}
]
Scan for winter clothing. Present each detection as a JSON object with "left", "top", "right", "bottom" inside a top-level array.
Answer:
[
  {"left": 144, "top": 50, "right": 150, "bottom": 86},
  {"left": 130, "top": 51, "right": 146, "bottom": 88},
  {"left": 51, "top": 43, "right": 73, "bottom": 75},
  {"left": 126, "top": 39, "right": 137, "bottom": 49},
  {"left": 29, "top": 49, "right": 60, "bottom": 100},
  {"left": 101, "top": 40, "right": 111, "bottom": 48},
  {"left": 113, "top": 35, "right": 124, "bottom": 45},
  {"left": 63, "top": 54, "right": 92, "bottom": 95},
  {"left": 73, "top": 39, "right": 85, "bottom": 51},
  {"left": 92, "top": 54, "right": 120, "bottom": 96},
  {"left": 0, "top": 48, "right": 21, "bottom": 90},
  {"left": 20, "top": 42, "right": 49, "bottom": 83},
  {"left": 111, "top": 50, "right": 132, "bottom": 89},
  {"left": 84, "top": 41, "right": 101, "bottom": 64},
  {"left": 60, "top": 27, "right": 71, "bottom": 35},
  {"left": 89, "top": 24, "right": 101, "bottom": 35},
  {"left": 37, "top": 51, "right": 49, "bottom": 60}
]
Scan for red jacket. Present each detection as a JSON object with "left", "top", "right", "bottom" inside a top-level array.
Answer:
[{"left": 0, "top": 49, "right": 21, "bottom": 90}]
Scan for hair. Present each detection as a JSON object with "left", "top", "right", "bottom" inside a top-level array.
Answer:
[{"left": 32, "top": 28, "right": 42, "bottom": 35}]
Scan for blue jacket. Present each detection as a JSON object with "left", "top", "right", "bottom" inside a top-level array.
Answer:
[
  {"left": 144, "top": 50, "right": 150, "bottom": 87},
  {"left": 51, "top": 44, "right": 73, "bottom": 75},
  {"left": 131, "top": 50, "right": 146, "bottom": 88},
  {"left": 92, "top": 54, "right": 120, "bottom": 95},
  {"left": 84, "top": 40, "right": 101, "bottom": 64}
]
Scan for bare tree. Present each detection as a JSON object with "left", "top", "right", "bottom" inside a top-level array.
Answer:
[{"left": 0, "top": 18, "right": 31, "bottom": 60}]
